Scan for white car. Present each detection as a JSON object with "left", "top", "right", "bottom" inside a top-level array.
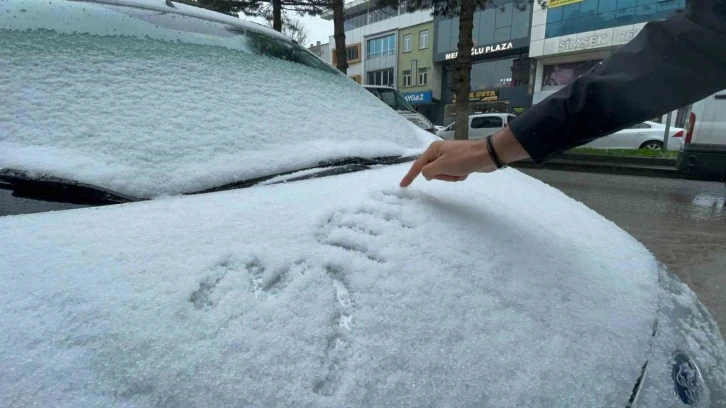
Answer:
[
  {"left": 436, "top": 113, "right": 517, "bottom": 140},
  {"left": 583, "top": 121, "right": 685, "bottom": 151},
  {"left": 1, "top": 1, "right": 725, "bottom": 407}
]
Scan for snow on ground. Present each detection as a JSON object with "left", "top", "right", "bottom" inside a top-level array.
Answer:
[
  {"left": 0, "top": 1, "right": 428, "bottom": 197},
  {"left": 3, "top": 164, "right": 724, "bottom": 407}
]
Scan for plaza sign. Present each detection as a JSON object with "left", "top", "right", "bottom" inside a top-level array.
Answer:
[{"left": 444, "top": 42, "right": 514, "bottom": 60}]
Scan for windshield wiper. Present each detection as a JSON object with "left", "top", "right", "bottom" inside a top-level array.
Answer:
[
  {"left": 191, "top": 155, "right": 416, "bottom": 195},
  {"left": 0, "top": 156, "right": 417, "bottom": 205},
  {"left": 0, "top": 169, "right": 138, "bottom": 205}
]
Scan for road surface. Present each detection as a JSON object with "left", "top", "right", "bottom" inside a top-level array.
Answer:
[{"left": 520, "top": 168, "right": 726, "bottom": 337}]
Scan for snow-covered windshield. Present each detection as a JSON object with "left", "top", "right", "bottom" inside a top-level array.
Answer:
[{"left": 0, "top": 0, "right": 430, "bottom": 198}]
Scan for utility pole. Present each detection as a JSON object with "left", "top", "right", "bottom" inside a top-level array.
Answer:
[{"left": 663, "top": 111, "right": 672, "bottom": 152}]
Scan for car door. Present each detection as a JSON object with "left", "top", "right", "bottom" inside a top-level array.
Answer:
[
  {"left": 470, "top": 116, "right": 504, "bottom": 140},
  {"left": 469, "top": 116, "right": 488, "bottom": 139},
  {"left": 484, "top": 116, "right": 505, "bottom": 137},
  {"left": 438, "top": 123, "right": 455, "bottom": 140},
  {"left": 608, "top": 122, "right": 653, "bottom": 149},
  {"left": 581, "top": 129, "right": 613, "bottom": 149}
]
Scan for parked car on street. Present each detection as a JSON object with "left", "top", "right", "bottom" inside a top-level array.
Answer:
[
  {"left": 2, "top": 1, "right": 725, "bottom": 407},
  {"left": 436, "top": 113, "right": 517, "bottom": 140},
  {"left": 582, "top": 121, "right": 685, "bottom": 151},
  {"left": 677, "top": 91, "right": 726, "bottom": 180}
]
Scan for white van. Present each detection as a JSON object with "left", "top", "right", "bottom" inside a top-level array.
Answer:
[
  {"left": 676, "top": 90, "right": 726, "bottom": 180},
  {"left": 436, "top": 113, "right": 516, "bottom": 140},
  {"left": 685, "top": 91, "right": 726, "bottom": 145},
  {"left": 363, "top": 86, "right": 435, "bottom": 133}
]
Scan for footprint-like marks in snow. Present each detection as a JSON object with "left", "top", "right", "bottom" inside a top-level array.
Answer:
[
  {"left": 316, "top": 190, "right": 416, "bottom": 264},
  {"left": 189, "top": 191, "right": 416, "bottom": 397},
  {"left": 313, "top": 265, "right": 355, "bottom": 396},
  {"left": 189, "top": 257, "right": 290, "bottom": 310}
]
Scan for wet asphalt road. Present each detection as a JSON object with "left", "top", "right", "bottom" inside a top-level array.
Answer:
[{"left": 520, "top": 168, "right": 726, "bottom": 337}]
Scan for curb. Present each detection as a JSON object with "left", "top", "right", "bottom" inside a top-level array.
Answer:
[
  {"left": 558, "top": 153, "right": 677, "bottom": 167},
  {"left": 510, "top": 157, "right": 723, "bottom": 182}
]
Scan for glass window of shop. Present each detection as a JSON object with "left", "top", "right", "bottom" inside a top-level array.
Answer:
[
  {"left": 436, "top": 1, "right": 531, "bottom": 54},
  {"left": 542, "top": 60, "right": 601, "bottom": 90},
  {"left": 448, "top": 56, "right": 530, "bottom": 91},
  {"left": 442, "top": 55, "right": 531, "bottom": 124},
  {"left": 544, "top": 0, "right": 686, "bottom": 38}
]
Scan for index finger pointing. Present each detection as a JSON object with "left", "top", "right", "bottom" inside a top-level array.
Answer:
[{"left": 399, "top": 148, "right": 435, "bottom": 187}]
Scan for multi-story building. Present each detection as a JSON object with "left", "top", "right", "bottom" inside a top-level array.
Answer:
[
  {"left": 528, "top": 0, "right": 688, "bottom": 124},
  {"left": 433, "top": 0, "right": 534, "bottom": 125},
  {"left": 308, "top": 41, "right": 331, "bottom": 64},
  {"left": 397, "top": 21, "right": 440, "bottom": 121},
  {"left": 323, "top": 0, "right": 436, "bottom": 95}
]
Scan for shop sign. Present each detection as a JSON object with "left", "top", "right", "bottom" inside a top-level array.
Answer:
[
  {"left": 445, "top": 42, "right": 513, "bottom": 60},
  {"left": 557, "top": 28, "right": 641, "bottom": 52},
  {"left": 549, "top": 0, "right": 583, "bottom": 8},
  {"left": 453, "top": 89, "right": 498, "bottom": 103},
  {"left": 402, "top": 91, "right": 432, "bottom": 105}
]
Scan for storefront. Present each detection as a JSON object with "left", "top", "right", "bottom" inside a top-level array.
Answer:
[
  {"left": 437, "top": 49, "right": 532, "bottom": 125},
  {"left": 434, "top": 0, "right": 534, "bottom": 125},
  {"left": 401, "top": 90, "right": 440, "bottom": 124},
  {"left": 528, "top": 0, "right": 686, "bottom": 109}
]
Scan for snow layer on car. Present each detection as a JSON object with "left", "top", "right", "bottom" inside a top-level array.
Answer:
[
  {"left": 5, "top": 165, "right": 724, "bottom": 407},
  {"left": 0, "top": 2, "right": 428, "bottom": 198}
]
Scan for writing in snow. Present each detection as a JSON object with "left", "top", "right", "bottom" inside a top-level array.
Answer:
[{"left": 444, "top": 42, "right": 514, "bottom": 60}]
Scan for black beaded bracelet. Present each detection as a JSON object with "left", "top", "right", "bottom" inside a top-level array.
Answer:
[{"left": 486, "top": 135, "right": 506, "bottom": 169}]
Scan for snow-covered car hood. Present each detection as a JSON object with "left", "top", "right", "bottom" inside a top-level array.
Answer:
[
  {"left": 0, "top": 0, "right": 428, "bottom": 198},
  {"left": 3, "top": 165, "right": 725, "bottom": 407}
]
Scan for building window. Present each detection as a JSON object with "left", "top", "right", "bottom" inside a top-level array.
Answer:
[
  {"left": 544, "top": 0, "right": 686, "bottom": 38},
  {"left": 403, "top": 34, "right": 412, "bottom": 52},
  {"left": 419, "top": 29, "right": 429, "bottom": 49},
  {"left": 466, "top": 57, "right": 529, "bottom": 90},
  {"left": 350, "top": 75, "right": 362, "bottom": 84},
  {"left": 403, "top": 70, "right": 412, "bottom": 87},
  {"left": 367, "top": 34, "right": 396, "bottom": 59},
  {"left": 333, "top": 43, "right": 362, "bottom": 65},
  {"left": 367, "top": 68, "right": 395, "bottom": 86},
  {"left": 435, "top": 4, "right": 531, "bottom": 55},
  {"left": 418, "top": 67, "right": 428, "bottom": 85},
  {"left": 346, "top": 44, "right": 360, "bottom": 63}
]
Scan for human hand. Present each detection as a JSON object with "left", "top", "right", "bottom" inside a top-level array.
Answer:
[{"left": 399, "top": 127, "right": 529, "bottom": 187}]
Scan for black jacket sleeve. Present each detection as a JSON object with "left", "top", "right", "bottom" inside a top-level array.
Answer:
[{"left": 509, "top": 0, "right": 726, "bottom": 164}]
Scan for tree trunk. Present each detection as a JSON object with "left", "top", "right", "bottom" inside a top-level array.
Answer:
[
  {"left": 272, "top": 0, "right": 283, "bottom": 32},
  {"left": 454, "top": 0, "right": 475, "bottom": 140},
  {"left": 332, "top": 0, "right": 348, "bottom": 73}
]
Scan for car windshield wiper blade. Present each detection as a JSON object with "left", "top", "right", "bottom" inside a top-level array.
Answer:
[
  {"left": 314, "top": 155, "right": 416, "bottom": 167},
  {"left": 1, "top": 156, "right": 417, "bottom": 204},
  {"left": 190, "top": 155, "right": 417, "bottom": 195},
  {"left": 0, "top": 169, "right": 139, "bottom": 205}
]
